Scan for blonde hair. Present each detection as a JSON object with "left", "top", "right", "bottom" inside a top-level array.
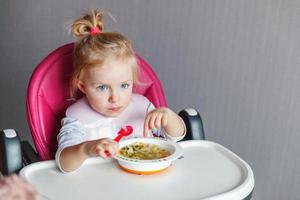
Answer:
[{"left": 70, "top": 9, "right": 139, "bottom": 99}]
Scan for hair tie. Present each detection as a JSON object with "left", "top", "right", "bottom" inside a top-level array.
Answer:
[{"left": 90, "top": 26, "right": 101, "bottom": 36}]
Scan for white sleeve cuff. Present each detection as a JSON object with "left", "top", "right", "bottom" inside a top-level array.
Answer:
[{"left": 162, "top": 117, "right": 186, "bottom": 142}]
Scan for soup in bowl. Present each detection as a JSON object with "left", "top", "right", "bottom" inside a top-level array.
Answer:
[{"left": 115, "top": 137, "right": 183, "bottom": 174}]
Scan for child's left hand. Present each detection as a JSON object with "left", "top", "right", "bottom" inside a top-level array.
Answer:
[
  {"left": 143, "top": 107, "right": 169, "bottom": 137},
  {"left": 143, "top": 107, "right": 185, "bottom": 138}
]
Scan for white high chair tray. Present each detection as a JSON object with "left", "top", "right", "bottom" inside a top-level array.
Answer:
[{"left": 20, "top": 140, "right": 254, "bottom": 200}]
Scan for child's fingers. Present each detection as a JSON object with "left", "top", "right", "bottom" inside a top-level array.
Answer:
[
  {"left": 101, "top": 141, "right": 119, "bottom": 157},
  {"left": 98, "top": 149, "right": 108, "bottom": 158},
  {"left": 106, "top": 145, "right": 117, "bottom": 156},
  {"left": 143, "top": 115, "right": 150, "bottom": 137},
  {"left": 154, "top": 113, "right": 164, "bottom": 129},
  {"left": 92, "top": 138, "right": 119, "bottom": 157},
  {"left": 111, "top": 143, "right": 119, "bottom": 154},
  {"left": 95, "top": 148, "right": 103, "bottom": 156},
  {"left": 95, "top": 145, "right": 107, "bottom": 158},
  {"left": 109, "top": 139, "right": 119, "bottom": 146},
  {"left": 149, "top": 115, "right": 157, "bottom": 130},
  {"left": 161, "top": 114, "right": 168, "bottom": 127}
]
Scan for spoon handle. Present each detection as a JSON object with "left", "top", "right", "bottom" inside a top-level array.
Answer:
[
  {"left": 104, "top": 134, "right": 123, "bottom": 156},
  {"left": 105, "top": 151, "right": 111, "bottom": 157},
  {"left": 104, "top": 125, "right": 133, "bottom": 157},
  {"left": 114, "top": 134, "right": 123, "bottom": 142}
]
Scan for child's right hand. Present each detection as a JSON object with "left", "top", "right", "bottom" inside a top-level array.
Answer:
[{"left": 83, "top": 138, "right": 119, "bottom": 158}]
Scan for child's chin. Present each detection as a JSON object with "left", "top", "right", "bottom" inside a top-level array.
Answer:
[{"left": 104, "top": 111, "right": 121, "bottom": 117}]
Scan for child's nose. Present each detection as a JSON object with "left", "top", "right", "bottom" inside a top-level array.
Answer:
[{"left": 109, "top": 91, "right": 119, "bottom": 103}]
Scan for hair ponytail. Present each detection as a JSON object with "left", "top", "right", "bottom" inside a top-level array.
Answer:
[{"left": 71, "top": 9, "right": 104, "bottom": 38}]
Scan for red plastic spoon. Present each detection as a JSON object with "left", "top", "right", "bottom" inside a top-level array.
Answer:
[
  {"left": 105, "top": 125, "right": 133, "bottom": 156},
  {"left": 113, "top": 125, "right": 133, "bottom": 142}
]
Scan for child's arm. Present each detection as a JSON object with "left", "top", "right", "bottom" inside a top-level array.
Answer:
[
  {"left": 58, "top": 143, "right": 88, "bottom": 172},
  {"left": 143, "top": 107, "right": 185, "bottom": 138},
  {"left": 56, "top": 117, "right": 118, "bottom": 173},
  {"left": 59, "top": 138, "right": 119, "bottom": 172}
]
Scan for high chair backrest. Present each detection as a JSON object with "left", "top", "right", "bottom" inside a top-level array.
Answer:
[{"left": 27, "top": 43, "right": 167, "bottom": 160}]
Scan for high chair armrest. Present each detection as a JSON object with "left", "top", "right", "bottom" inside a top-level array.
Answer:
[
  {"left": 0, "top": 129, "right": 22, "bottom": 175},
  {"left": 0, "top": 129, "right": 40, "bottom": 175},
  {"left": 179, "top": 108, "right": 205, "bottom": 140}
]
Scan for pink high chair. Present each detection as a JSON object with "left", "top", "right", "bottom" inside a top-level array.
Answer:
[
  {"left": 0, "top": 43, "right": 204, "bottom": 173},
  {"left": 0, "top": 43, "right": 254, "bottom": 200}
]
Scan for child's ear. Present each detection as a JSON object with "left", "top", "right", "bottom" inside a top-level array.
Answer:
[{"left": 77, "top": 80, "right": 86, "bottom": 94}]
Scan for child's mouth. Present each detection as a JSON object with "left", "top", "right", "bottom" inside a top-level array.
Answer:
[{"left": 109, "top": 106, "right": 122, "bottom": 112}]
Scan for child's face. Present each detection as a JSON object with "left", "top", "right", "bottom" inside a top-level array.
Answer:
[{"left": 78, "top": 59, "right": 134, "bottom": 117}]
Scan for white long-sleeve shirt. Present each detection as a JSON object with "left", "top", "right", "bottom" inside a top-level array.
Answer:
[{"left": 55, "top": 94, "right": 185, "bottom": 172}]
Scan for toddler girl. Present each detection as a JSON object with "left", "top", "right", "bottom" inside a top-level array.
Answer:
[{"left": 55, "top": 9, "right": 186, "bottom": 173}]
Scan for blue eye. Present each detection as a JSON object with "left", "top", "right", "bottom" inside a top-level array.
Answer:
[
  {"left": 97, "top": 85, "right": 109, "bottom": 91},
  {"left": 121, "top": 83, "right": 130, "bottom": 89}
]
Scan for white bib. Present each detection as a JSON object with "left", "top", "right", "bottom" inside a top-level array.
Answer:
[{"left": 65, "top": 94, "right": 152, "bottom": 141}]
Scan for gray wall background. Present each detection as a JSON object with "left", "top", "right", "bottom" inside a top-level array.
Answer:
[{"left": 0, "top": 0, "right": 299, "bottom": 199}]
